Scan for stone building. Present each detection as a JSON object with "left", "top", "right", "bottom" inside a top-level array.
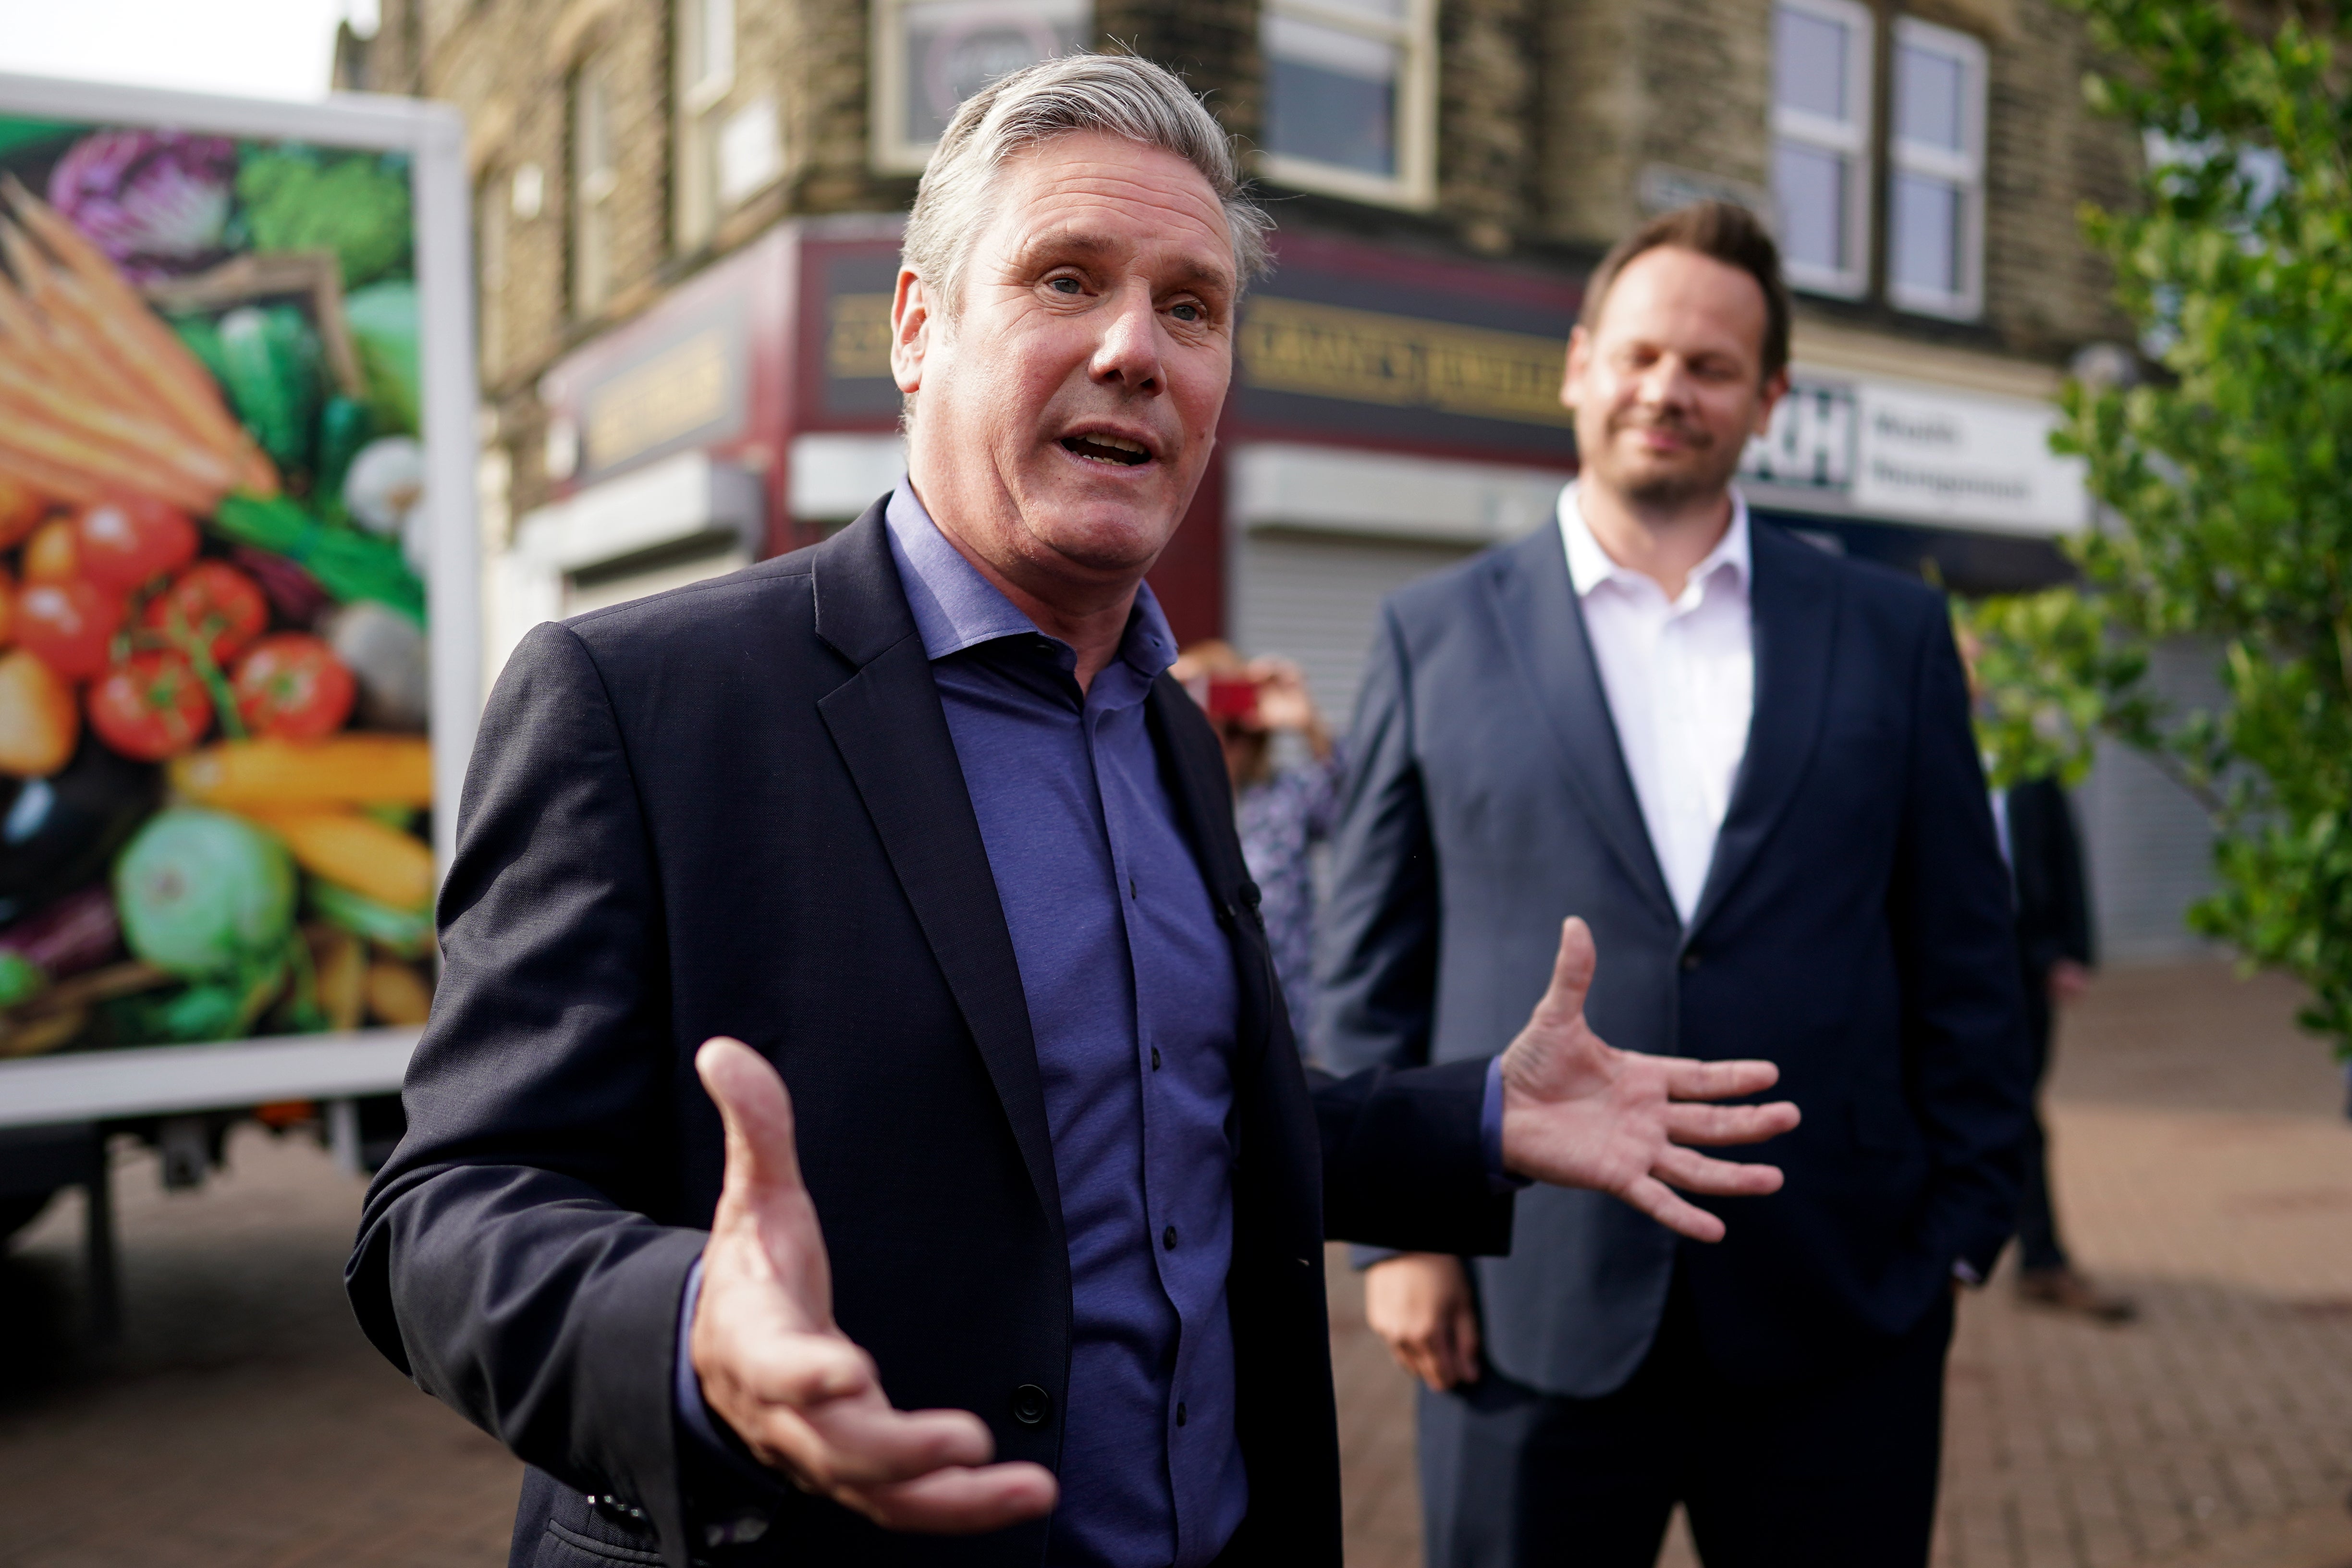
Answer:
[{"left": 348, "top": 0, "right": 2208, "bottom": 953}]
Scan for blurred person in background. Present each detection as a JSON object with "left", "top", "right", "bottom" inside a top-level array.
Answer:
[
  {"left": 1319, "top": 202, "right": 2033, "bottom": 1568},
  {"left": 1173, "top": 641, "right": 1343, "bottom": 1054},
  {"left": 1997, "top": 776, "right": 2133, "bottom": 1321}
]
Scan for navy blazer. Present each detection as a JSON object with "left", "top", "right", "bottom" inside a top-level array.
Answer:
[
  {"left": 1319, "top": 518, "right": 2031, "bottom": 1397},
  {"left": 345, "top": 502, "right": 1512, "bottom": 1568}
]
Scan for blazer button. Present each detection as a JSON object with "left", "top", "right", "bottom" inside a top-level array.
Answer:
[
  {"left": 1012, "top": 1384, "right": 1052, "bottom": 1426},
  {"left": 1681, "top": 951, "right": 1702, "bottom": 971},
  {"left": 1163, "top": 1225, "right": 1179, "bottom": 1250}
]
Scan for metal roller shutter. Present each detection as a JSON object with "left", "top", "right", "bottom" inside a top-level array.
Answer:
[{"left": 1231, "top": 528, "right": 1485, "bottom": 732}]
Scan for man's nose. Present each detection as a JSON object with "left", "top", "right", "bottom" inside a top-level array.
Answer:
[
  {"left": 1089, "top": 283, "right": 1163, "bottom": 393},
  {"left": 1636, "top": 357, "right": 1696, "bottom": 410}
]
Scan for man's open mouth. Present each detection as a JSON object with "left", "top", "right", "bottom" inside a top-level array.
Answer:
[{"left": 1061, "top": 433, "right": 1153, "bottom": 466}]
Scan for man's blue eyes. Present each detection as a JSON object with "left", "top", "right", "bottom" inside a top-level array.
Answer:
[
  {"left": 1040, "top": 279, "right": 1205, "bottom": 321},
  {"left": 1051, "top": 278, "right": 1082, "bottom": 294}
]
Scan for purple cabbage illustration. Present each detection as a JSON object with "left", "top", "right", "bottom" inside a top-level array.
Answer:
[{"left": 46, "top": 129, "right": 239, "bottom": 282}]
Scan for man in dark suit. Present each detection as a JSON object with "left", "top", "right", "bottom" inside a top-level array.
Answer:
[
  {"left": 1999, "top": 775, "right": 2132, "bottom": 1320},
  {"left": 1322, "top": 201, "right": 2033, "bottom": 1568},
  {"left": 344, "top": 59, "right": 1796, "bottom": 1568}
]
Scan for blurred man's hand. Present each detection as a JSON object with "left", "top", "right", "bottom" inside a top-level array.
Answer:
[
  {"left": 1363, "top": 1253, "right": 1481, "bottom": 1392},
  {"left": 691, "top": 1039, "right": 1058, "bottom": 1531},
  {"left": 2047, "top": 959, "right": 2091, "bottom": 1006},
  {"left": 1498, "top": 919, "right": 1801, "bottom": 1242}
]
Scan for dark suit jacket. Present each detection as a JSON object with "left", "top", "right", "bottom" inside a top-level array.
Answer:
[
  {"left": 345, "top": 502, "right": 1512, "bottom": 1568},
  {"left": 2005, "top": 776, "right": 2095, "bottom": 980},
  {"left": 1319, "top": 519, "right": 2032, "bottom": 1397}
]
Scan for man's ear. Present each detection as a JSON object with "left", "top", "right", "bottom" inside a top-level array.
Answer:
[
  {"left": 1752, "top": 366, "right": 1791, "bottom": 438},
  {"left": 891, "top": 269, "right": 932, "bottom": 393},
  {"left": 1559, "top": 325, "right": 1591, "bottom": 415}
]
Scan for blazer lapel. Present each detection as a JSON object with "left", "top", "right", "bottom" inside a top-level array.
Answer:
[
  {"left": 1484, "top": 528, "right": 1679, "bottom": 927},
  {"left": 1146, "top": 676, "right": 1279, "bottom": 1066},
  {"left": 1686, "top": 520, "right": 1841, "bottom": 937},
  {"left": 810, "top": 504, "right": 1065, "bottom": 1246}
]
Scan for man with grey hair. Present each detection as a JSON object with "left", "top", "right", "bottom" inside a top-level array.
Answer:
[{"left": 348, "top": 52, "right": 1796, "bottom": 1568}]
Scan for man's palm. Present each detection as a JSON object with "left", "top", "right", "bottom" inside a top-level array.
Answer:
[
  {"left": 690, "top": 1039, "right": 1058, "bottom": 1530},
  {"left": 1498, "top": 919, "right": 1800, "bottom": 1241}
]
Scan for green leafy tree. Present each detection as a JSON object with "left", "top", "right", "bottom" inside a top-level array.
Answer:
[{"left": 1969, "top": 0, "right": 2352, "bottom": 1050}]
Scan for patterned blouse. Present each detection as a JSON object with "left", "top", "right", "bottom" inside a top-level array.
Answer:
[{"left": 1236, "top": 746, "right": 1347, "bottom": 1058}]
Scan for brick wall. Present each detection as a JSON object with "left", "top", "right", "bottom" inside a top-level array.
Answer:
[{"left": 369, "top": 0, "right": 2139, "bottom": 522}]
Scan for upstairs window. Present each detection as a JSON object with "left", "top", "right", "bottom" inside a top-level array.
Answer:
[
  {"left": 870, "top": 0, "right": 1090, "bottom": 173},
  {"left": 572, "top": 58, "right": 618, "bottom": 315},
  {"left": 1887, "top": 17, "right": 1986, "bottom": 318},
  {"left": 1771, "top": 0, "right": 1873, "bottom": 299},
  {"left": 675, "top": 0, "right": 736, "bottom": 248},
  {"left": 1259, "top": 0, "right": 1435, "bottom": 208}
]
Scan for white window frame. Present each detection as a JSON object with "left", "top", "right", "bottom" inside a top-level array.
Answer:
[
  {"left": 1770, "top": 0, "right": 1874, "bottom": 300},
  {"left": 572, "top": 58, "right": 618, "bottom": 316},
  {"left": 1256, "top": 0, "right": 1437, "bottom": 211},
  {"left": 675, "top": 0, "right": 736, "bottom": 249},
  {"left": 1886, "top": 16, "right": 1987, "bottom": 320},
  {"left": 869, "top": 0, "right": 1091, "bottom": 175}
]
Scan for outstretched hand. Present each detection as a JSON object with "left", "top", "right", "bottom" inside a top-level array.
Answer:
[
  {"left": 1497, "top": 919, "right": 1800, "bottom": 1242},
  {"left": 689, "top": 1038, "right": 1058, "bottom": 1531}
]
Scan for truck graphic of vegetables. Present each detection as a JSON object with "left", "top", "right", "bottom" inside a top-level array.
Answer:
[{"left": 0, "top": 119, "right": 439, "bottom": 1059}]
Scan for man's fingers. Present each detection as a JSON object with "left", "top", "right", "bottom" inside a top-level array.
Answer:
[
  {"left": 1621, "top": 1175, "right": 1728, "bottom": 1243},
  {"left": 1446, "top": 1296, "right": 1482, "bottom": 1386},
  {"left": 732, "top": 1330, "right": 876, "bottom": 1409},
  {"left": 1652, "top": 1143, "right": 1786, "bottom": 1198},
  {"left": 789, "top": 1402, "right": 1000, "bottom": 1488},
  {"left": 698, "top": 1037, "right": 812, "bottom": 1208},
  {"left": 1662, "top": 1100, "right": 1802, "bottom": 1147},
  {"left": 1662, "top": 1056, "right": 1784, "bottom": 1103},
  {"left": 852, "top": 1461, "right": 1061, "bottom": 1533},
  {"left": 1536, "top": 917, "right": 1599, "bottom": 1022}
]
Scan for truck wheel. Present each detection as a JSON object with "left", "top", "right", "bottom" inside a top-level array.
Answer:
[{"left": 0, "top": 1190, "right": 57, "bottom": 1243}]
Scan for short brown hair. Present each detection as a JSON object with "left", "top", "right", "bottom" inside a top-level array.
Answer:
[{"left": 1578, "top": 201, "right": 1791, "bottom": 382}]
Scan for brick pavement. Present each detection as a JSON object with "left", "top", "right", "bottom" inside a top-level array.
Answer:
[{"left": 1, "top": 960, "right": 2345, "bottom": 1567}]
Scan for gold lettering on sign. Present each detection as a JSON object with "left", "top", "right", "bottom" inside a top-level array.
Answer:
[
  {"left": 1239, "top": 297, "right": 1571, "bottom": 427},
  {"left": 828, "top": 294, "right": 896, "bottom": 380},
  {"left": 585, "top": 330, "right": 732, "bottom": 469}
]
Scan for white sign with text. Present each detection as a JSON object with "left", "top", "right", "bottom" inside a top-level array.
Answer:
[{"left": 1741, "top": 368, "right": 2089, "bottom": 536}]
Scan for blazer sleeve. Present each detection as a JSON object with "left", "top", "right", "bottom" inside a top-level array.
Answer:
[
  {"left": 1891, "top": 609, "right": 2037, "bottom": 1281},
  {"left": 343, "top": 621, "right": 753, "bottom": 1568},
  {"left": 1316, "top": 601, "right": 1441, "bottom": 1076}
]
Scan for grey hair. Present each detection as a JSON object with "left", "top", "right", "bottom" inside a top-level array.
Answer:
[{"left": 901, "top": 52, "right": 1274, "bottom": 317}]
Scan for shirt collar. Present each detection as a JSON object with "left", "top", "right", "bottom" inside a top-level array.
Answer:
[
  {"left": 1557, "top": 480, "right": 1752, "bottom": 604},
  {"left": 882, "top": 476, "right": 1179, "bottom": 679}
]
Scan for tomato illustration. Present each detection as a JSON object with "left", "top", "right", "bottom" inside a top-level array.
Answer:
[
  {"left": 232, "top": 633, "right": 355, "bottom": 741},
  {"left": 144, "top": 561, "right": 269, "bottom": 666},
  {"left": 88, "top": 650, "right": 214, "bottom": 761},
  {"left": 16, "top": 577, "right": 125, "bottom": 679},
  {"left": 76, "top": 497, "right": 200, "bottom": 594}
]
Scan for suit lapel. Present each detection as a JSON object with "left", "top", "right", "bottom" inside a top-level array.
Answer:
[
  {"left": 1146, "top": 675, "right": 1279, "bottom": 1066},
  {"left": 1484, "top": 528, "right": 1679, "bottom": 926},
  {"left": 810, "top": 504, "right": 1065, "bottom": 1247},
  {"left": 1687, "top": 520, "right": 1841, "bottom": 937}
]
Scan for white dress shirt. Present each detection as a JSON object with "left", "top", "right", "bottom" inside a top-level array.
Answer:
[{"left": 1559, "top": 482, "right": 1756, "bottom": 925}]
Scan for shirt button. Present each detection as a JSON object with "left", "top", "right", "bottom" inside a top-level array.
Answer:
[
  {"left": 1163, "top": 1225, "right": 1178, "bottom": 1250},
  {"left": 1012, "top": 1384, "right": 1052, "bottom": 1425},
  {"left": 1176, "top": 1401, "right": 1188, "bottom": 1427},
  {"left": 1681, "top": 951, "right": 1702, "bottom": 971}
]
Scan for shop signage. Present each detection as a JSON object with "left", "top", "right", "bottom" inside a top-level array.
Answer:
[
  {"left": 1238, "top": 298, "right": 1571, "bottom": 429},
  {"left": 581, "top": 317, "right": 744, "bottom": 478},
  {"left": 1742, "top": 369, "right": 2088, "bottom": 536},
  {"left": 1230, "top": 232, "right": 1582, "bottom": 463}
]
